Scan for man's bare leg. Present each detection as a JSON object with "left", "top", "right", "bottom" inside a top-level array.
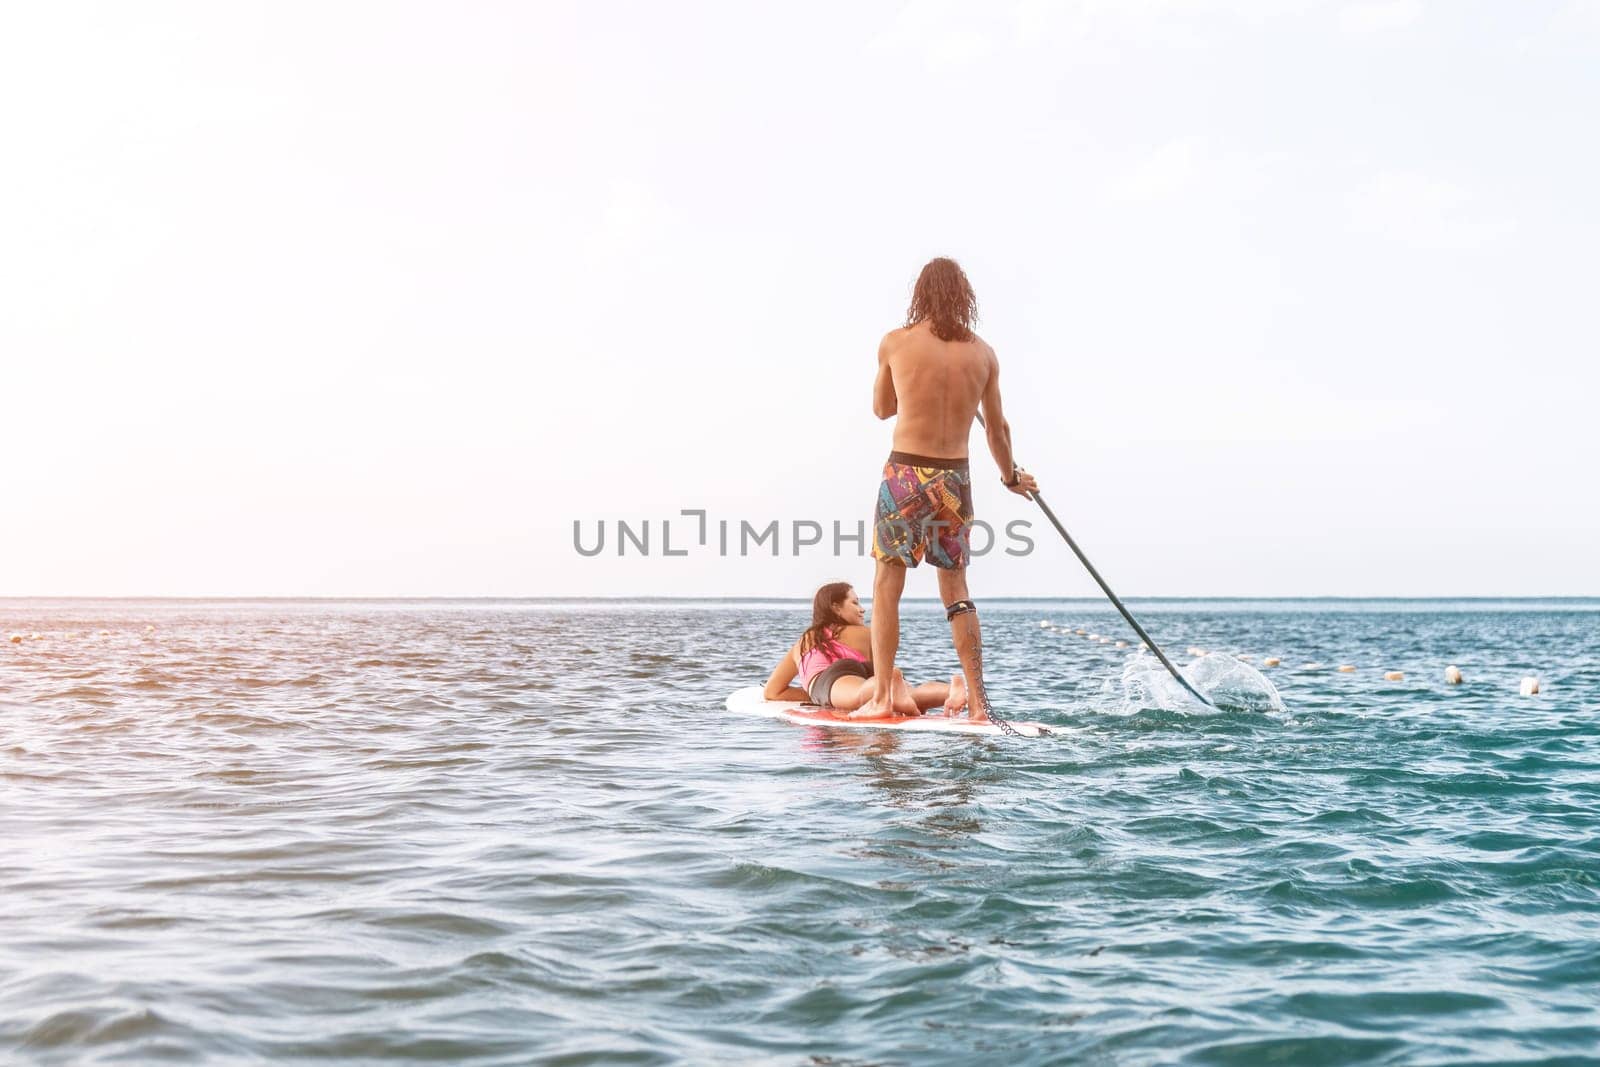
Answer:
[
  {"left": 856, "top": 560, "right": 906, "bottom": 717},
  {"left": 936, "top": 566, "right": 991, "bottom": 722}
]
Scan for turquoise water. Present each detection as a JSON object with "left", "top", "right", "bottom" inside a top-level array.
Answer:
[{"left": 3, "top": 598, "right": 1598, "bottom": 1064}]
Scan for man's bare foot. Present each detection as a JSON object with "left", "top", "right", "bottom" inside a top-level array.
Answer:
[
  {"left": 849, "top": 674, "right": 896, "bottom": 719},
  {"left": 965, "top": 679, "right": 990, "bottom": 723},
  {"left": 943, "top": 673, "right": 968, "bottom": 715},
  {"left": 851, "top": 669, "right": 919, "bottom": 718}
]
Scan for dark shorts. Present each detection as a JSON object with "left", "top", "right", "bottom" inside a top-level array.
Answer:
[
  {"left": 806, "top": 658, "right": 873, "bottom": 706},
  {"left": 871, "top": 451, "right": 974, "bottom": 570}
]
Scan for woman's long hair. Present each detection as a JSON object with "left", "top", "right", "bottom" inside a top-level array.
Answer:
[
  {"left": 799, "top": 582, "right": 854, "bottom": 657},
  {"left": 905, "top": 257, "right": 978, "bottom": 342}
]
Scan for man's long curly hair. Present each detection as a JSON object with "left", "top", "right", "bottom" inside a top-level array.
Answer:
[{"left": 905, "top": 257, "right": 978, "bottom": 342}]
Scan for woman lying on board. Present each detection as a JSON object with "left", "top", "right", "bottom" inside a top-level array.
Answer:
[{"left": 763, "top": 581, "right": 967, "bottom": 719}]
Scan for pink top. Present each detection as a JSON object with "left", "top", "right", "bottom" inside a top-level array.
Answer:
[{"left": 798, "top": 629, "right": 869, "bottom": 688}]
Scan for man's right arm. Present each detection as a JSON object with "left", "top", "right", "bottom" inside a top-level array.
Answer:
[{"left": 872, "top": 335, "right": 897, "bottom": 420}]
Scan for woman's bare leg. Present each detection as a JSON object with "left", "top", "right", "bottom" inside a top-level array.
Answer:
[
  {"left": 827, "top": 675, "right": 876, "bottom": 711},
  {"left": 910, "top": 680, "right": 950, "bottom": 712},
  {"left": 943, "top": 673, "right": 968, "bottom": 713},
  {"left": 888, "top": 670, "right": 918, "bottom": 715}
]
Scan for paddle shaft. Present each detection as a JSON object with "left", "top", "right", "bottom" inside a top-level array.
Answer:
[
  {"left": 1025, "top": 489, "right": 1213, "bottom": 708},
  {"left": 977, "top": 414, "right": 1215, "bottom": 708}
]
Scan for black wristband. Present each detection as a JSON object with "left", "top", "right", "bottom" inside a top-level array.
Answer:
[{"left": 1003, "top": 466, "right": 1020, "bottom": 487}]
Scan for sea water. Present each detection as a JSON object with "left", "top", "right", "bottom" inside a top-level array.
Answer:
[{"left": 2, "top": 598, "right": 1598, "bottom": 1065}]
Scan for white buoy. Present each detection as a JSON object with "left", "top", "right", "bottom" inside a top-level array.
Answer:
[
  {"left": 1040, "top": 620, "right": 1051, "bottom": 629},
  {"left": 29, "top": 633, "right": 42, "bottom": 641},
  {"left": 1074, "top": 629, "right": 1086, "bottom": 636},
  {"left": 1237, "top": 653, "right": 1253, "bottom": 662},
  {"left": 1186, "top": 646, "right": 1205, "bottom": 657},
  {"left": 1300, "top": 662, "right": 1323, "bottom": 670},
  {"left": 1384, "top": 670, "right": 1404, "bottom": 681},
  {"left": 98, "top": 629, "right": 111, "bottom": 636},
  {"left": 1520, "top": 677, "right": 1540, "bottom": 696},
  {"left": 1337, "top": 664, "right": 1356, "bottom": 673},
  {"left": 1263, "top": 657, "right": 1281, "bottom": 667},
  {"left": 1115, "top": 640, "right": 1128, "bottom": 649},
  {"left": 8, "top": 634, "right": 21, "bottom": 644},
  {"left": 1445, "top": 665, "right": 1463, "bottom": 685},
  {"left": 144, "top": 625, "right": 156, "bottom": 632}
]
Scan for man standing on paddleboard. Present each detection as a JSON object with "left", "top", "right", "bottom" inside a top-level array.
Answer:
[{"left": 855, "top": 257, "right": 1038, "bottom": 721}]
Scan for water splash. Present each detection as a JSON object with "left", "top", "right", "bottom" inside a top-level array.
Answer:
[{"left": 1116, "top": 651, "right": 1286, "bottom": 714}]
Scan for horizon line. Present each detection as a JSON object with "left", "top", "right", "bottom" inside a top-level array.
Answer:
[{"left": 3, "top": 594, "right": 1598, "bottom": 603}]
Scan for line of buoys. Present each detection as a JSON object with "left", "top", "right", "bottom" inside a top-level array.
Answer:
[
  {"left": 5, "top": 628, "right": 149, "bottom": 643},
  {"left": 1039, "top": 623, "right": 1548, "bottom": 696}
]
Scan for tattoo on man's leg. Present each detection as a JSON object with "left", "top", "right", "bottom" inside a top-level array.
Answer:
[{"left": 964, "top": 622, "right": 991, "bottom": 716}]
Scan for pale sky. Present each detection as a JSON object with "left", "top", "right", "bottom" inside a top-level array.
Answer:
[{"left": 3, "top": 1, "right": 1596, "bottom": 597}]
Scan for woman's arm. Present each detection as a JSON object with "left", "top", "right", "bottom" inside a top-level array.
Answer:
[{"left": 763, "top": 640, "right": 809, "bottom": 702}]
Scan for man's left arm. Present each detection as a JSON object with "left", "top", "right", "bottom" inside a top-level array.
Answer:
[
  {"left": 872, "top": 336, "right": 897, "bottom": 419},
  {"left": 982, "top": 348, "right": 1038, "bottom": 496}
]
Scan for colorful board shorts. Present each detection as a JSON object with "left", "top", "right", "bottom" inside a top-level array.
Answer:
[{"left": 871, "top": 451, "right": 974, "bottom": 570}]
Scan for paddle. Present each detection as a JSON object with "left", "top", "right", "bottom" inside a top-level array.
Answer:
[{"left": 977, "top": 413, "right": 1216, "bottom": 710}]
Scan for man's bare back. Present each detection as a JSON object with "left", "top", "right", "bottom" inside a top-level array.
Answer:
[{"left": 873, "top": 322, "right": 994, "bottom": 460}]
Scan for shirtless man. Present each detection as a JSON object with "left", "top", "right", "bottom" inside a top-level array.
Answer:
[{"left": 855, "top": 257, "right": 1038, "bottom": 721}]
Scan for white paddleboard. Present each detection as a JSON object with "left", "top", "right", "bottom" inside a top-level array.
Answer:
[{"left": 725, "top": 686, "right": 1055, "bottom": 738}]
